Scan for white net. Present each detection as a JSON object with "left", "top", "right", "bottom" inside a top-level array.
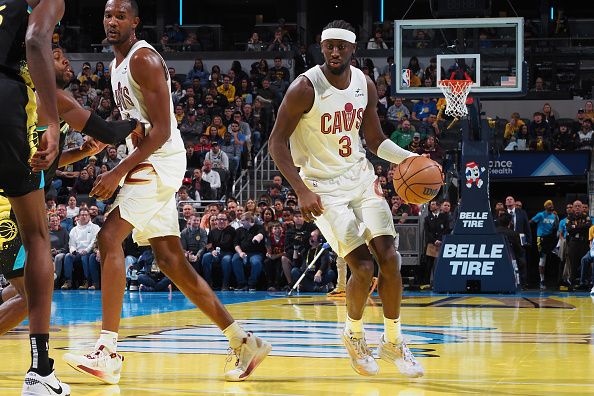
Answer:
[{"left": 437, "top": 80, "right": 473, "bottom": 118}]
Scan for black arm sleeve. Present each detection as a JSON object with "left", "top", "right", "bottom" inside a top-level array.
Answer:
[{"left": 81, "top": 112, "right": 138, "bottom": 144}]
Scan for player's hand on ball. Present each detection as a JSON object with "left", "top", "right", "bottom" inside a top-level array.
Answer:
[
  {"left": 297, "top": 189, "right": 324, "bottom": 222},
  {"left": 81, "top": 137, "right": 107, "bottom": 155},
  {"left": 90, "top": 169, "right": 121, "bottom": 200},
  {"left": 131, "top": 119, "right": 146, "bottom": 148},
  {"left": 31, "top": 123, "right": 60, "bottom": 171}
]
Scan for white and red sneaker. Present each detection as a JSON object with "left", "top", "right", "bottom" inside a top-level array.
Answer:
[
  {"left": 224, "top": 332, "right": 271, "bottom": 381},
  {"left": 63, "top": 344, "right": 123, "bottom": 384}
]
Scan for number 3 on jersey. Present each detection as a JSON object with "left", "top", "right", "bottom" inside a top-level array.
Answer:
[
  {"left": 0, "top": 5, "right": 6, "bottom": 26},
  {"left": 338, "top": 135, "right": 352, "bottom": 157}
]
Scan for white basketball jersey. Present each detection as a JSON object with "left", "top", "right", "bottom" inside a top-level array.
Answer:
[
  {"left": 110, "top": 40, "right": 186, "bottom": 189},
  {"left": 290, "top": 65, "right": 368, "bottom": 179}
]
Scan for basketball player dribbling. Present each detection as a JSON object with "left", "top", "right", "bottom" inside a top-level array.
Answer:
[
  {"left": 0, "top": 1, "right": 71, "bottom": 394},
  {"left": 269, "top": 20, "right": 424, "bottom": 377},
  {"left": 63, "top": 0, "right": 270, "bottom": 384}
]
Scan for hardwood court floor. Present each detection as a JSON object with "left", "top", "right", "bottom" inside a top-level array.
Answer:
[{"left": 1, "top": 290, "right": 593, "bottom": 395}]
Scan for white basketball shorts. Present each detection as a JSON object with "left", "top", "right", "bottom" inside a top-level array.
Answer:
[
  {"left": 108, "top": 163, "right": 180, "bottom": 246},
  {"left": 301, "top": 160, "right": 396, "bottom": 258}
]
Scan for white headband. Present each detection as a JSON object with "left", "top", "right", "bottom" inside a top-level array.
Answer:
[{"left": 321, "top": 28, "right": 357, "bottom": 44}]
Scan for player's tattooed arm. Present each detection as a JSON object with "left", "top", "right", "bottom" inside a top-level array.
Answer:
[{"left": 269, "top": 77, "right": 324, "bottom": 222}]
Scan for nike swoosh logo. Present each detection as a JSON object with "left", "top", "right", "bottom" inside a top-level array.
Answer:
[
  {"left": 45, "top": 382, "right": 63, "bottom": 394},
  {"left": 321, "top": 94, "right": 332, "bottom": 100}
]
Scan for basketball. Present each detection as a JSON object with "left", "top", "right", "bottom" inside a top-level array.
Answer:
[{"left": 393, "top": 156, "right": 443, "bottom": 204}]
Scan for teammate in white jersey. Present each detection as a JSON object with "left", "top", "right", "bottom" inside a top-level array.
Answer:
[
  {"left": 269, "top": 20, "right": 424, "bottom": 378},
  {"left": 63, "top": 0, "right": 270, "bottom": 384}
]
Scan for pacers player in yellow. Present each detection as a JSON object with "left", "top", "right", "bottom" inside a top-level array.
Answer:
[
  {"left": 269, "top": 20, "right": 424, "bottom": 377},
  {"left": 0, "top": 0, "right": 69, "bottom": 394},
  {"left": 64, "top": 0, "right": 270, "bottom": 384}
]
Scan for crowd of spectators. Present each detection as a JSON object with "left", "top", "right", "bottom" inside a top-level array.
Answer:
[{"left": 502, "top": 102, "right": 594, "bottom": 152}]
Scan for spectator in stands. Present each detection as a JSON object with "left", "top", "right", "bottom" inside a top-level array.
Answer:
[
  {"left": 529, "top": 112, "right": 551, "bottom": 140},
  {"left": 236, "top": 79, "right": 254, "bottom": 104},
  {"left": 182, "top": 32, "right": 201, "bottom": 52},
  {"left": 246, "top": 32, "right": 263, "bottom": 51},
  {"left": 106, "top": 107, "right": 121, "bottom": 122},
  {"left": 407, "top": 56, "right": 423, "bottom": 86},
  {"left": 256, "top": 78, "right": 280, "bottom": 110},
  {"left": 504, "top": 112, "right": 525, "bottom": 143},
  {"left": 189, "top": 168, "right": 213, "bottom": 202},
  {"left": 542, "top": 103, "right": 557, "bottom": 127},
  {"left": 66, "top": 196, "right": 80, "bottom": 219},
  {"left": 419, "top": 135, "right": 444, "bottom": 164},
  {"left": 103, "top": 146, "right": 121, "bottom": 169},
  {"left": 159, "top": 33, "right": 176, "bottom": 52},
  {"left": 136, "top": 250, "right": 172, "bottom": 292},
  {"left": 56, "top": 204, "right": 73, "bottom": 232},
  {"left": 49, "top": 214, "right": 69, "bottom": 287},
  {"left": 270, "top": 70, "right": 290, "bottom": 96},
  {"left": 390, "top": 119, "right": 415, "bottom": 149},
  {"left": 194, "top": 133, "right": 211, "bottom": 161},
  {"left": 71, "top": 168, "right": 94, "bottom": 197},
  {"left": 78, "top": 62, "right": 98, "bottom": 84},
  {"left": 531, "top": 77, "right": 547, "bottom": 92},
  {"left": 406, "top": 132, "right": 423, "bottom": 153},
  {"left": 180, "top": 214, "right": 208, "bottom": 274},
  {"left": 232, "top": 212, "right": 266, "bottom": 290},
  {"left": 222, "top": 106, "right": 234, "bottom": 126},
  {"left": 368, "top": 29, "right": 389, "bottom": 50},
  {"left": 202, "top": 159, "right": 222, "bottom": 198},
  {"left": 171, "top": 80, "right": 185, "bottom": 105},
  {"left": 232, "top": 110, "right": 252, "bottom": 144},
  {"left": 418, "top": 113, "right": 442, "bottom": 139},
  {"left": 217, "top": 75, "right": 236, "bottom": 102},
  {"left": 412, "top": 97, "right": 437, "bottom": 121},
  {"left": 269, "top": 56, "right": 290, "bottom": 82},
  {"left": 194, "top": 103, "right": 211, "bottom": 127},
  {"left": 290, "top": 229, "right": 335, "bottom": 292},
  {"left": 180, "top": 109, "right": 203, "bottom": 144},
  {"left": 186, "top": 58, "right": 209, "bottom": 87},
  {"left": 61, "top": 209, "right": 100, "bottom": 290},
  {"left": 552, "top": 124, "right": 577, "bottom": 151},
  {"left": 95, "top": 97, "right": 112, "bottom": 119},
  {"left": 179, "top": 203, "right": 195, "bottom": 231},
  {"left": 585, "top": 101, "right": 594, "bottom": 121},
  {"left": 221, "top": 129, "right": 242, "bottom": 178},
  {"left": 387, "top": 97, "right": 410, "bottom": 123},
  {"left": 261, "top": 207, "right": 276, "bottom": 233},
  {"left": 576, "top": 118, "right": 594, "bottom": 150},
  {"left": 202, "top": 212, "right": 236, "bottom": 289},
  {"left": 205, "top": 142, "right": 230, "bottom": 190},
  {"left": 174, "top": 104, "right": 185, "bottom": 126},
  {"left": 294, "top": 44, "right": 314, "bottom": 76},
  {"left": 209, "top": 115, "right": 227, "bottom": 139},
  {"left": 176, "top": 186, "right": 200, "bottom": 209},
  {"left": 96, "top": 67, "right": 111, "bottom": 91},
  {"left": 268, "top": 29, "right": 289, "bottom": 51},
  {"left": 263, "top": 222, "right": 287, "bottom": 291}
]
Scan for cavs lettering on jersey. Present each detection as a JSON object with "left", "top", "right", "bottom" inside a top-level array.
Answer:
[
  {"left": 110, "top": 40, "right": 186, "bottom": 189},
  {"left": 290, "top": 65, "right": 368, "bottom": 179}
]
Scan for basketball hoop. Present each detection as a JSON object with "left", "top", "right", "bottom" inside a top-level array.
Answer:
[{"left": 437, "top": 80, "right": 473, "bottom": 118}]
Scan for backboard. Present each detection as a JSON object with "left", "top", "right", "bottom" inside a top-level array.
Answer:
[{"left": 394, "top": 17, "right": 526, "bottom": 98}]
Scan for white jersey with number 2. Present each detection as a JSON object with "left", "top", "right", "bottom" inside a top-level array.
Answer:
[{"left": 290, "top": 65, "right": 368, "bottom": 179}]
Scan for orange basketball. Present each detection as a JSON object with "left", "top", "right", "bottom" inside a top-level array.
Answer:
[{"left": 393, "top": 156, "right": 443, "bottom": 204}]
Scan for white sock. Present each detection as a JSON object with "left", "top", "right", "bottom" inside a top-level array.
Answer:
[
  {"left": 345, "top": 315, "right": 364, "bottom": 335},
  {"left": 384, "top": 316, "right": 403, "bottom": 344},
  {"left": 540, "top": 272, "right": 545, "bottom": 282},
  {"left": 98, "top": 330, "right": 118, "bottom": 352},
  {"left": 223, "top": 321, "right": 248, "bottom": 349}
]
